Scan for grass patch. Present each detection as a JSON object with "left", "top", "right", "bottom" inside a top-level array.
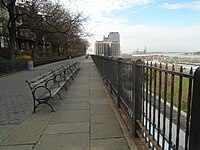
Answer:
[{"left": 144, "top": 64, "right": 193, "bottom": 113}]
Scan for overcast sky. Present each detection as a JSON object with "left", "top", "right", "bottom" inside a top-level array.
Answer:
[{"left": 63, "top": 0, "right": 200, "bottom": 54}]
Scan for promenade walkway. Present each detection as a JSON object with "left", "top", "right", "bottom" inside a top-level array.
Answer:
[
  {"left": 0, "top": 58, "right": 137, "bottom": 150},
  {"left": 0, "top": 57, "right": 84, "bottom": 125}
]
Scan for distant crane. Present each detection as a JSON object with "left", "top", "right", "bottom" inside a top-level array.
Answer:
[{"left": 144, "top": 46, "right": 147, "bottom": 54}]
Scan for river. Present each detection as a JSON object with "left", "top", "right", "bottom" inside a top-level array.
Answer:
[
  {"left": 163, "top": 52, "right": 200, "bottom": 59},
  {"left": 132, "top": 52, "right": 200, "bottom": 70}
]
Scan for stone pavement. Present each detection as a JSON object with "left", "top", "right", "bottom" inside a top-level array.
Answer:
[
  {"left": 0, "top": 57, "right": 84, "bottom": 125},
  {"left": 0, "top": 58, "right": 138, "bottom": 150}
]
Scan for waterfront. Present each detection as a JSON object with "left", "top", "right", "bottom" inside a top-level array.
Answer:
[
  {"left": 158, "top": 52, "right": 200, "bottom": 58},
  {"left": 131, "top": 52, "right": 200, "bottom": 70}
]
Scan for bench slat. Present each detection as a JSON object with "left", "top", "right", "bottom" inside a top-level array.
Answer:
[{"left": 26, "top": 61, "right": 81, "bottom": 112}]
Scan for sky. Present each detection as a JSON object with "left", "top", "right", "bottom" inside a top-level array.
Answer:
[{"left": 63, "top": 0, "right": 200, "bottom": 54}]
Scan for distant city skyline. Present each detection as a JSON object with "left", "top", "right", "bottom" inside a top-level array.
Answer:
[
  {"left": 62, "top": 0, "right": 200, "bottom": 54},
  {"left": 95, "top": 32, "right": 120, "bottom": 57}
]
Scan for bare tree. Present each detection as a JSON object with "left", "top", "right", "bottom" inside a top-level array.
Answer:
[
  {"left": 0, "top": 0, "right": 90, "bottom": 59},
  {"left": 1, "top": 0, "right": 17, "bottom": 60}
]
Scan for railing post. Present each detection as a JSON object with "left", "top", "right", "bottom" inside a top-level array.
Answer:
[
  {"left": 117, "top": 58, "right": 121, "bottom": 107},
  {"left": 189, "top": 67, "right": 200, "bottom": 150},
  {"left": 100, "top": 57, "right": 103, "bottom": 77},
  {"left": 132, "top": 59, "right": 143, "bottom": 138},
  {"left": 103, "top": 58, "right": 105, "bottom": 81},
  {"left": 105, "top": 58, "right": 108, "bottom": 86},
  {"left": 110, "top": 58, "right": 113, "bottom": 93}
]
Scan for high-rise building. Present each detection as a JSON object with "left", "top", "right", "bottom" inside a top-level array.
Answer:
[
  {"left": 103, "top": 42, "right": 110, "bottom": 56},
  {"left": 95, "top": 41, "right": 103, "bottom": 56},
  {"left": 108, "top": 32, "right": 120, "bottom": 42},
  {"left": 110, "top": 41, "right": 120, "bottom": 56},
  {"left": 95, "top": 32, "right": 120, "bottom": 57}
]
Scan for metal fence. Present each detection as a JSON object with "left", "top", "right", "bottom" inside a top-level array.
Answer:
[
  {"left": 91, "top": 55, "right": 200, "bottom": 150},
  {"left": 33, "top": 56, "right": 67, "bottom": 67},
  {"left": 0, "top": 59, "right": 27, "bottom": 75},
  {"left": 0, "top": 56, "right": 67, "bottom": 76}
]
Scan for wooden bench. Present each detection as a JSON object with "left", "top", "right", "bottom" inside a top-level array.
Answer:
[
  {"left": 65, "top": 62, "right": 80, "bottom": 80},
  {"left": 26, "top": 62, "right": 80, "bottom": 112}
]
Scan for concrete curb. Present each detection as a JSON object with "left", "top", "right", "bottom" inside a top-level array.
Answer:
[{"left": 98, "top": 75, "right": 139, "bottom": 150}]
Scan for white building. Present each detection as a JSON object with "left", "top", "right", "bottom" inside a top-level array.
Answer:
[
  {"left": 95, "top": 32, "right": 120, "bottom": 57},
  {"left": 108, "top": 32, "right": 120, "bottom": 42},
  {"left": 95, "top": 41, "right": 103, "bottom": 56},
  {"left": 110, "top": 41, "right": 120, "bottom": 56}
]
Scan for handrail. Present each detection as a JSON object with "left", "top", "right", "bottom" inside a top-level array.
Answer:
[{"left": 91, "top": 55, "right": 199, "bottom": 150}]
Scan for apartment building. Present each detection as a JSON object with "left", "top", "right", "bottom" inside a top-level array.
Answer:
[{"left": 95, "top": 32, "right": 120, "bottom": 57}]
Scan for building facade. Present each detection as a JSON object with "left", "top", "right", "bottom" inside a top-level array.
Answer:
[
  {"left": 108, "top": 32, "right": 120, "bottom": 42},
  {"left": 95, "top": 32, "right": 120, "bottom": 57},
  {"left": 110, "top": 41, "right": 120, "bottom": 56}
]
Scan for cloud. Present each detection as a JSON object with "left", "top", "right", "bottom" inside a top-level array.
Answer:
[
  {"left": 87, "top": 21, "right": 200, "bottom": 53},
  {"left": 127, "top": 23, "right": 200, "bottom": 52},
  {"left": 70, "top": 0, "right": 152, "bottom": 17},
  {"left": 161, "top": 1, "right": 200, "bottom": 10},
  {"left": 63, "top": 0, "right": 200, "bottom": 53},
  {"left": 132, "top": 24, "right": 200, "bottom": 52}
]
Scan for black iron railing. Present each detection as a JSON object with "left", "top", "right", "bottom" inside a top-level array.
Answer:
[
  {"left": 91, "top": 55, "right": 200, "bottom": 150},
  {"left": 0, "top": 59, "right": 27, "bottom": 75},
  {"left": 0, "top": 56, "right": 68, "bottom": 75}
]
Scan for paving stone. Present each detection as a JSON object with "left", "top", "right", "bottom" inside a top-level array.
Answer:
[
  {"left": 62, "top": 97, "right": 89, "bottom": 104},
  {"left": 57, "top": 103, "right": 89, "bottom": 111},
  {"left": 90, "top": 84, "right": 104, "bottom": 89},
  {"left": 0, "top": 58, "right": 82, "bottom": 125},
  {"left": 90, "top": 88, "right": 105, "bottom": 95},
  {"left": 65, "top": 90, "right": 89, "bottom": 97},
  {"left": 0, "top": 58, "right": 132, "bottom": 149},
  {"left": 90, "top": 86, "right": 104, "bottom": 91},
  {"left": 90, "top": 104, "right": 114, "bottom": 115},
  {"left": 2, "top": 117, "right": 50, "bottom": 145},
  {"left": 0, "top": 145, "right": 33, "bottom": 150},
  {"left": 69, "top": 85, "right": 89, "bottom": 89},
  {"left": 44, "top": 122, "right": 89, "bottom": 134},
  {"left": 91, "top": 114, "right": 118, "bottom": 124},
  {"left": 90, "top": 91, "right": 107, "bottom": 98},
  {"left": 91, "top": 122, "right": 123, "bottom": 139},
  {"left": 50, "top": 110, "right": 89, "bottom": 124},
  {"left": 91, "top": 138, "right": 129, "bottom": 150},
  {"left": 90, "top": 98, "right": 109, "bottom": 105},
  {"left": 0, "top": 126, "right": 11, "bottom": 144},
  {"left": 33, "top": 133, "right": 89, "bottom": 150}
]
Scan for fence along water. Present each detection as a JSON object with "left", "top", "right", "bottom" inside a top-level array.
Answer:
[{"left": 91, "top": 55, "right": 200, "bottom": 150}]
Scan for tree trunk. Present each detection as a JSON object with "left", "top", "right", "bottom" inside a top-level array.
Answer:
[
  {"left": 7, "top": 3, "right": 16, "bottom": 60},
  {"left": 32, "top": 32, "right": 39, "bottom": 60},
  {"left": 57, "top": 44, "right": 60, "bottom": 56},
  {"left": 32, "top": 37, "right": 38, "bottom": 60},
  {"left": 8, "top": 27, "right": 16, "bottom": 60}
]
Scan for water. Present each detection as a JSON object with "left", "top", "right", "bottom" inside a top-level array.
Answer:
[
  {"left": 162, "top": 52, "right": 200, "bottom": 59},
  {"left": 144, "top": 52, "right": 200, "bottom": 70},
  {"left": 161, "top": 53, "right": 200, "bottom": 70}
]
